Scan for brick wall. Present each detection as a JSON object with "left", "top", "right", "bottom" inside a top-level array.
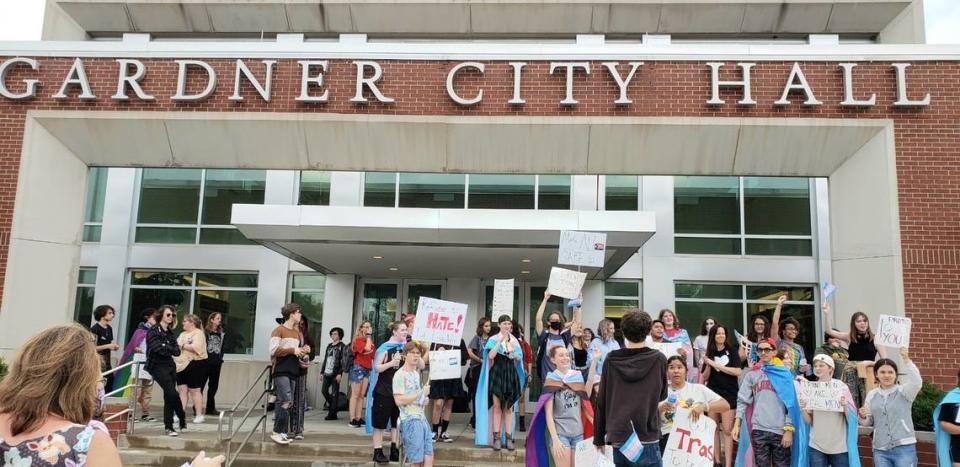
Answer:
[
  {"left": 101, "top": 401, "right": 129, "bottom": 442},
  {"left": 0, "top": 57, "right": 957, "bottom": 386}
]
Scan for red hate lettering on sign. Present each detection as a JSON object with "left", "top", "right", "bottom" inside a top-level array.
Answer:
[
  {"left": 674, "top": 427, "right": 714, "bottom": 462},
  {"left": 425, "top": 311, "right": 465, "bottom": 335}
]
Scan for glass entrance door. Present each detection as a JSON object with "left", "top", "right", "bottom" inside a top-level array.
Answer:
[
  {"left": 405, "top": 282, "right": 444, "bottom": 316},
  {"left": 360, "top": 281, "right": 400, "bottom": 344}
]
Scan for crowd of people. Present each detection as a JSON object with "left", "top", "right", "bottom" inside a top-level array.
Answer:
[{"left": 4, "top": 293, "right": 960, "bottom": 467}]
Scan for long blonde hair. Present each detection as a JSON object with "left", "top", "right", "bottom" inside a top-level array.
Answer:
[
  {"left": 0, "top": 324, "right": 101, "bottom": 436},
  {"left": 354, "top": 320, "right": 372, "bottom": 340}
]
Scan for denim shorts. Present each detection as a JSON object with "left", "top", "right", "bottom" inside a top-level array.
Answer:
[
  {"left": 873, "top": 444, "right": 917, "bottom": 467},
  {"left": 349, "top": 364, "right": 371, "bottom": 383},
  {"left": 400, "top": 417, "right": 434, "bottom": 463},
  {"left": 553, "top": 433, "right": 584, "bottom": 449}
]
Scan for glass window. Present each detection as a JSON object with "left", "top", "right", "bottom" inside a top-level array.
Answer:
[
  {"left": 83, "top": 168, "right": 108, "bottom": 242},
  {"left": 364, "top": 172, "right": 397, "bottom": 207},
  {"left": 299, "top": 171, "right": 331, "bottom": 206},
  {"left": 675, "top": 237, "right": 741, "bottom": 255},
  {"left": 674, "top": 176, "right": 740, "bottom": 234},
  {"left": 201, "top": 170, "right": 266, "bottom": 225},
  {"left": 675, "top": 283, "right": 742, "bottom": 300},
  {"left": 74, "top": 268, "right": 97, "bottom": 326},
  {"left": 605, "top": 175, "right": 639, "bottom": 211},
  {"left": 138, "top": 169, "right": 202, "bottom": 224},
  {"left": 398, "top": 173, "right": 465, "bottom": 208},
  {"left": 406, "top": 283, "right": 443, "bottom": 315},
  {"left": 361, "top": 283, "right": 399, "bottom": 344},
  {"left": 604, "top": 281, "right": 642, "bottom": 343},
  {"left": 675, "top": 301, "right": 744, "bottom": 340},
  {"left": 537, "top": 175, "right": 571, "bottom": 210},
  {"left": 743, "top": 177, "right": 811, "bottom": 236},
  {"left": 127, "top": 271, "right": 258, "bottom": 354},
  {"left": 468, "top": 175, "right": 534, "bottom": 209},
  {"left": 289, "top": 273, "right": 326, "bottom": 350}
]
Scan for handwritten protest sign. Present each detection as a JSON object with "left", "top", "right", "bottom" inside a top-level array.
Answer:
[
  {"left": 558, "top": 230, "right": 607, "bottom": 268},
  {"left": 649, "top": 341, "right": 683, "bottom": 358},
  {"left": 491, "top": 279, "right": 515, "bottom": 316},
  {"left": 547, "top": 267, "right": 587, "bottom": 299},
  {"left": 662, "top": 408, "right": 716, "bottom": 467},
  {"left": 575, "top": 437, "right": 615, "bottom": 467},
  {"left": 798, "top": 380, "right": 845, "bottom": 412},
  {"left": 429, "top": 350, "right": 461, "bottom": 380},
  {"left": 876, "top": 314, "right": 911, "bottom": 348},
  {"left": 412, "top": 297, "right": 467, "bottom": 346}
]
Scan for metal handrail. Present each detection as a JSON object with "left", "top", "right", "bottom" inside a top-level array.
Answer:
[
  {"left": 217, "top": 365, "right": 272, "bottom": 467},
  {"left": 100, "top": 359, "right": 142, "bottom": 434}
]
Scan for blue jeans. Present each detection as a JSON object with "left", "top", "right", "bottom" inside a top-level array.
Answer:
[
  {"left": 873, "top": 444, "right": 917, "bottom": 467},
  {"left": 272, "top": 375, "right": 296, "bottom": 435},
  {"left": 613, "top": 442, "right": 661, "bottom": 467},
  {"left": 809, "top": 448, "right": 849, "bottom": 467}
]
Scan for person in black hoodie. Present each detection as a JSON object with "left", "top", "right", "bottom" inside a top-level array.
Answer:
[
  {"left": 593, "top": 309, "right": 667, "bottom": 466},
  {"left": 321, "top": 327, "right": 348, "bottom": 421},
  {"left": 146, "top": 305, "right": 187, "bottom": 436}
]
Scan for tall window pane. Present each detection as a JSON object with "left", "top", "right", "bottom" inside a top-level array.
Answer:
[
  {"left": 74, "top": 268, "right": 97, "bottom": 326},
  {"left": 126, "top": 288, "right": 190, "bottom": 342},
  {"left": 290, "top": 274, "right": 326, "bottom": 349},
  {"left": 675, "top": 302, "right": 744, "bottom": 339},
  {"left": 674, "top": 176, "right": 740, "bottom": 234},
  {"left": 201, "top": 170, "right": 266, "bottom": 225},
  {"left": 364, "top": 172, "right": 397, "bottom": 207},
  {"left": 194, "top": 289, "right": 258, "bottom": 355},
  {"left": 538, "top": 175, "right": 571, "bottom": 210},
  {"left": 138, "top": 169, "right": 202, "bottom": 224},
  {"left": 468, "top": 175, "right": 534, "bottom": 209},
  {"left": 398, "top": 173, "right": 465, "bottom": 209},
  {"left": 747, "top": 303, "right": 815, "bottom": 360},
  {"left": 83, "top": 168, "right": 108, "bottom": 242},
  {"left": 743, "top": 177, "right": 810, "bottom": 235},
  {"left": 299, "top": 171, "right": 331, "bottom": 206},
  {"left": 605, "top": 176, "right": 638, "bottom": 211}
]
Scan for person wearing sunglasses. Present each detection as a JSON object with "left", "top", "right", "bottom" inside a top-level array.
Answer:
[
  {"left": 146, "top": 305, "right": 188, "bottom": 436},
  {"left": 732, "top": 338, "right": 802, "bottom": 467}
]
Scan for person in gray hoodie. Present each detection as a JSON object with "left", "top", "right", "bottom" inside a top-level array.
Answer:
[
  {"left": 732, "top": 338, "right": 793, "bottom": 467},
  {"left": 593, "top": 310, "right": 667, "bottom": 467},
  {"left": 858, "top": 347, "right": 921, "bottom": 467}
]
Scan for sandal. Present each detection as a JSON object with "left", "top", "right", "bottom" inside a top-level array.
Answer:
[{"left": 492, "top": 432, "right": 501, "bottom": 451}]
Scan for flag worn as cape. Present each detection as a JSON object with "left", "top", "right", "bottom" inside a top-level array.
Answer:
[
  {"left": 664, "top": 328, "right": 695, "bottom": 382},
  {"left": 734, "top": 360, "right": 805, "bottom": 467},
  {"left": 525, "top": 368, "right": 594, "bottom": 467},
  {"left": 475, "top": 335, "right": 526, "bottom": 447},
  {"left": 364, "top": 341, "right": 406, "bottom": 434},
  {"left": 113, "top": 323, "right": 150, "bottom": 394},
  {"left": 934, "top": 387, "right": 960, "bottom": 467}
]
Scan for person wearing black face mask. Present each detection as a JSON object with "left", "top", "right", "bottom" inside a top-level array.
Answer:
[{"left": 534, "top": 291, "right": 581, "bottom": 382}]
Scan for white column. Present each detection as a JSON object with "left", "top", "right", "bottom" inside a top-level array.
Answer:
[
  {"left": 570, "top": 175, "right": 598, "bottom": 211},
  {"left": 92, "top": 168, "right": 138, "bottom": 339},
  {"left": 640, "top": 176, "right": 675, "bottom": 313}
]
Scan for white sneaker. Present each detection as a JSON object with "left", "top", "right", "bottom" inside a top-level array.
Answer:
[
  {"left": 270, "top": 432, "right": 292, "bottom": 445},
  {"left": 193, "top": 415, "right": 205, "bottom": 424}
]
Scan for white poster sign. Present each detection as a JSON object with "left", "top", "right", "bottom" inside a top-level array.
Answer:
[
  {"left": 661, "top": 408, "right": 717, "bottom": 467},
  {"left": 428, "top": 350, "right": 461, "bottom": 380},
  {"left": 575, "top": 437, "right": 615, "bottom": 467},
  {"left": 491, "top": 279, "right": 515, "bottom": 316},
  {"left": 412, "top": 297, "right": 468, "bottom": 346},
  {"left": 558, "top": 230, "right": 607, "bottom": 268},
  {"left": 798, "top": 380, "right": 845, "bottom": 412},
  {"left": 546, "top": 267, "right": 587, "bottom": 299},
  {"left": 649, "top": 341, "right": 683, "bottom": 358},
  {"left": 876, "top": 314, "right": 912, "bottom": 348}
]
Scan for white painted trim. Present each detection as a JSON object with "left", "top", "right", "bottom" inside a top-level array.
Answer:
[{"left": 0, "top": 40, "right": 959, "bottom": 61}]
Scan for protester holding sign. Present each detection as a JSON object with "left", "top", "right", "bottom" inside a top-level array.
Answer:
[
  {"left": 526, "top": 346, "right": 598, "bottom": 467},
  {"left": 771, "top": 295, "right": 811, "bottom": 377},
  {"left": 702, "top": 324, "right": 742, "bottom": 467},
  {"left": 428, "top": 340, "right": 466, "bottom": 443},
  {"left": 659, "top": 355, "right": 729, "bottom": 453},
  {"left": 798, "top": 354, "right": 861, "bottom": 467},
  {"left": 475, "top": 315, "right": 525, "bottom": 451},
  {"left": 822, "top": 302, "right": 887, "bottom": 407},
  {"left": 535, "top": 291, "right": 580, "bottom": 381},
  {"left": 659, "top": 309, "right": 695, "bottom": 382},
  {"left": 934, "top": 369, "right": 960, "bottom": 467},
  {"left": 858, "top": 347, "right": 921, "bottom": 467}
]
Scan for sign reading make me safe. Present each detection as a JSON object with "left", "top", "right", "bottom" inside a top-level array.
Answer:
[
  {"left": 558, "top": 230, "right": 607, "bottom": 268},
  {"left": 876, "top": 314, "right": 912, "bottom": 348},
  {"left": 412, "top": 297, "right": 468, "bottom": 346}
]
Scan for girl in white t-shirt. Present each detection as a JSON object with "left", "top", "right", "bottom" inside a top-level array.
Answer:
[{"left": 657, "top": 355, "right": 730, "bottom": 453}]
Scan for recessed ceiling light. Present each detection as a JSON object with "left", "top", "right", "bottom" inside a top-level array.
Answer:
[
  {"left": 520, "top": 270, "right": 530, "bottom": 274},
  {"left": 521, "top": 259, "right": 532, "bottom": 263},
  {"left": 388, "top": 267, "right": 399, "bottom": 271},
  {"left": 372, "top": 256, "right": 384, "bottom": 260}
]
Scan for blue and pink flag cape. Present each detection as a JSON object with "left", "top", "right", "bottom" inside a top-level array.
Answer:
[
  {"left": 113, "top": 322, "right": 150, "bottom": 394},
  {"left": 364, "top": 341, "right": 406, "bottom": 434},
  {"left": 524, "top": 369, "right": 594, "bottom": 466},
  {"left": 934, "top": 387, "right": 960, "bottom": 467},
  {"left": 474, "top": 336, "right": 525, "bottom": 447},
  {"left": 663, "top": 328, "right": 695, "bottom": 382}
]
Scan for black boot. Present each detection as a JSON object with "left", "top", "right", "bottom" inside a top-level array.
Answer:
[
  {"left": 389, "top": 443, "right": 400, "bottom": 462},
  {"left": 518, "top": 416, "right": 526, "bottom": 432},
  {"left": 372, "top": 448, "right": 388, "bottom": 464}
]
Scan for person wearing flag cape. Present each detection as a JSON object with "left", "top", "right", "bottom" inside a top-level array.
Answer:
[
  {"left": 365, "top": 321, "right": 415, "bottom": 464},
  {"left": 114, "top": 309, "right": 156, "bottom": 417},
  {"left": 732, "top": 338, "right": 802, "bottom": 467},
  {"left": 525, "top": 345, "right": 598, "bottom": 467},
  {"left": 934, "top": 368, "right": 960, "bottom": 467},
  {"left": 475, "top": 314, "right": 526, "bottom": 451},
  {"left": 797, "top": 354, "right": 861, "bottom": 467}
]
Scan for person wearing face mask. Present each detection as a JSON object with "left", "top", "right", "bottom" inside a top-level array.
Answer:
[
  {"left": 534, "top": 291, "right": 581, "bottom": 381},
  {"left": 798, "top": 354, "right": 860, "bottom": 467},
  {"left": 858, "top": 347, "right": 921, "bottom": 467}
]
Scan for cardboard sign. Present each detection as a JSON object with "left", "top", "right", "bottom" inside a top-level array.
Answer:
[
  {"left": 412, "top": 297, "right": 468, "bottom": 346},
  {"left": 547, "top": 267, "right": 587, "bottom": 299},
  {"left": 491, "top": 279, "right": 515, "bottom": 316},
  {"left": 661, "top": 408, "right": 717, "bottom": 467},
  {"left": 428, "top": 350, "right": 461, "bottom": 380},
  {"left": 558, "top": 230, "right": 608, "bottom": 268},
  {"left": 798, "top": 380, "right": 845, "bottom": 412},
  {"left": 649, "top": 341, "right": 683, "bottom": 358},
  {"left": 876, "top": 314, "right": 911, "bottom": 348},
  {"left": 575, "top": 437, "right": 615, "bottom": 467}
]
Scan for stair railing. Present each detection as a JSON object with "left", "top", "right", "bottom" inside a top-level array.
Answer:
[{"left": 217, "top": 364, "right": 273, "bottom": 467}]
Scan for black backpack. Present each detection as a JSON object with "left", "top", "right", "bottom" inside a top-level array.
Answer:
[{"left": 535, "top": 331, "right": 571, "bottom": 379}]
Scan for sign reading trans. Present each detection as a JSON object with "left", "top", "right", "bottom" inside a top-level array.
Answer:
[
  {"left": 558, "top": 230, "right": 607, "bottom": 268},
  {"left": 413, "top": 297, "right": 468, "bottom": 346}
]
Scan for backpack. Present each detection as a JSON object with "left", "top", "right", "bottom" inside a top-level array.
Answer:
[{"left": 535, "top": 330, "right": 571, "bottom": 380}]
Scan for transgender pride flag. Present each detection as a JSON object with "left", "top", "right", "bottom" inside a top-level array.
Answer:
[{"left": 618, "top": 428, "right": 644, "bottom": 463}]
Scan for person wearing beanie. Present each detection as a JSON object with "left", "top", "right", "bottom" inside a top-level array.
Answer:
[{"left": 799, "top": 353, "right": 861, "bottom": 467}]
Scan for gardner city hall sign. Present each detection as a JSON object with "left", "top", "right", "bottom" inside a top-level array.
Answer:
[{"left": 0, "top": 57, "right": 932, "bottom": 108}]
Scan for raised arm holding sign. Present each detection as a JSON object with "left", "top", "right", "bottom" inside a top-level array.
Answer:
[
  {"left": 876, "top": 314, "right": 912, "bottom": 348},
  {"left": 546, "top": 267, "right": 587, "bottom": 299}
]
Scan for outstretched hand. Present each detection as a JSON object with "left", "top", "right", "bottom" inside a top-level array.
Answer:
[{"left": 190, "top": 451, "right": 226, "bottom": 467}]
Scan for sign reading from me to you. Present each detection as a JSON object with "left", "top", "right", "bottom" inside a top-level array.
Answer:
[
  {"left": 412, "top": 297, "right": 468, "bottom": 346},
  {"left": 875, "top": 314, "right": 912, "bottom": 348}
]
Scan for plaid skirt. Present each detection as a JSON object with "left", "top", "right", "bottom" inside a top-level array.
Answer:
[{"left": 489, "top": 354, "right": 521, "bottom": 407}]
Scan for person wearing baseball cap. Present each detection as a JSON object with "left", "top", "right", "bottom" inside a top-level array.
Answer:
[{"left": 798, "top": 353, "right": 862, "bottom": 467}]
